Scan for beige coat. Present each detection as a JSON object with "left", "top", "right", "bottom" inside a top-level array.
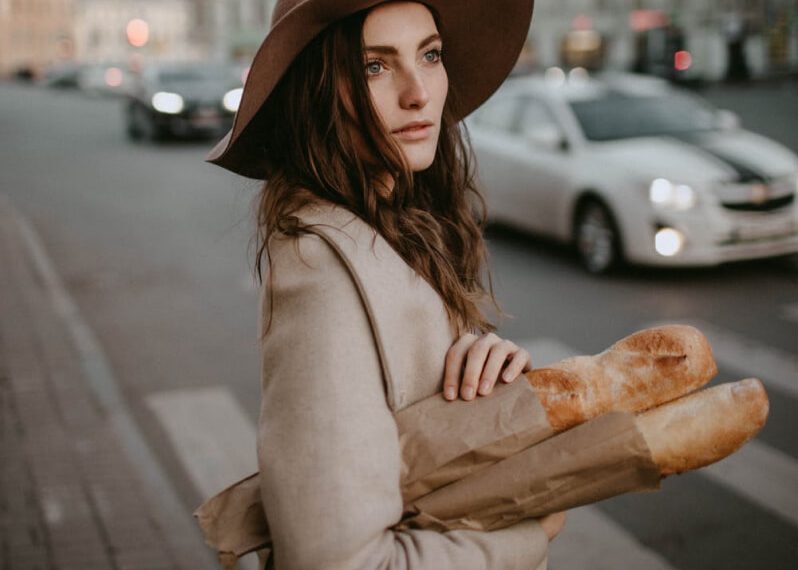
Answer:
[{"left": 255, "top": 199, "right": 550, "bottom": 569}]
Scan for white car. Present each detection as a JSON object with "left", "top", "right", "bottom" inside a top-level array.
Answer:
[{"left": 466, "top": 70, "right": 798, "bottom": 273}]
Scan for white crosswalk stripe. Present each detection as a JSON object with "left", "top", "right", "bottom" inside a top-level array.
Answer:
[
  {"left": 145, "top": 386, "right": 260, "bottom": 570},
  {"left": 703, "top": 438, "right": 798, "bottom": 527}
]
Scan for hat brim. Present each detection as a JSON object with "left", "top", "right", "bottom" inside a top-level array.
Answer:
[{"left": 207, "top": 0, "right": 535, "bottom": 179}]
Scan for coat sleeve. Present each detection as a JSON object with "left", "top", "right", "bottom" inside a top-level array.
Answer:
[{"left": 257, "top": 232, "right": 550, "bottom": 570}]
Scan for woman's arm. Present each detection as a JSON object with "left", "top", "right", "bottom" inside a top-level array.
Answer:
[{"left": 257, "top": 232, "right": 550, "bottom": 570}]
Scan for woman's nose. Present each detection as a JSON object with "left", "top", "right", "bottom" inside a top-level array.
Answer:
[{"left": 398, "top": 70, "right": 430, "bottom": 110}]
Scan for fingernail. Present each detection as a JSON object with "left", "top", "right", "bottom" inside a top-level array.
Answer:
[
  {"left": 502, "top": 371, "right": 513, "bottom": 382},
  {"left": 444, "top": 387, "right": 455, "bottom": 400},
  {"left": 478, "top": 381, "right": 490, "bottom": 394},
  {"left": 463, "top": 387, "right": 475, "bottom": 399}
]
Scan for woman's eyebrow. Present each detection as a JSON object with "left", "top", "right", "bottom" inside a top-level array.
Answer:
[{"left": 364, "top": 33, "right": 441, "bottom": 55}]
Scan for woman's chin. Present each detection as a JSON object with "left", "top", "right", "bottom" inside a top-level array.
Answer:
[{"left": 402, "top": 148, "right": 437, "bottom": 172}]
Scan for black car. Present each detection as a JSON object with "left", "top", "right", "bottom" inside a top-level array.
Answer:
[{"left": 125, "top": 62, "right": 244, "bottom": 141}]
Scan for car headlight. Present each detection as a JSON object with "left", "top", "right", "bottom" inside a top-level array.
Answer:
[
  {"left": 152, "top": 92, "right": 184, "bottom": 114},
  {"left": 223, "top": 88, "right": 243, "bottom": 112},
  {"left": 649, "top": 178, "right": 696, "bottom": 211}
]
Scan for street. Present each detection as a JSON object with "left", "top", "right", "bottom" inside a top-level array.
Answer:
[{"left": 1, "top": 81, "right": 796, "bottom": 569}]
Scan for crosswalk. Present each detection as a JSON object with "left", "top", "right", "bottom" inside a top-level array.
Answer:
[{"left": 149, "top": 321, "right": 798, "bottom": 570}]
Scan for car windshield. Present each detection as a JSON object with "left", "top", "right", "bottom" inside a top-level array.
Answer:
[{"left": 569, "top": 91, "right": 719, "bottom": 141}]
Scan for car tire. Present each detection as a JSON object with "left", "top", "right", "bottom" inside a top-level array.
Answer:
[
  {"left": 127, "top": 103, "right": 165, "bottom": 142},
  {"left": 574, "top": 199, "right": 623, "bottom": 274},
  {"left": 126, "top": 105, "right": 143, "bottom": 140}
]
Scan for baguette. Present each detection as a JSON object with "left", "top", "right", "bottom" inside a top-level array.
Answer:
[
  {"left": 637, "top": 378, "right": 769, "bottom": 476},
  {"left": 526, "top": 324, "right": 717, "bottom": 431}
]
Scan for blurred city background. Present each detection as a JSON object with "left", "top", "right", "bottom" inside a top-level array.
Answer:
[
  {"left": 2, "top": 0, "right": 798, "bottom": 82},
  {"left": 0, "top": 1, "right": 796, "bottom": 570}
]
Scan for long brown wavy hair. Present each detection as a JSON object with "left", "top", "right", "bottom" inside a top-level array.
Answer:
[{"left": 251, "top": 5, "right": 509, "bottom": 339}]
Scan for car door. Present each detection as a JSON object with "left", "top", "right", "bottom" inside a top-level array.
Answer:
[
  {"left": 468, "top": 94, "right": 529, "bottom": 224},
  {"left": 512, "top": 96, "right": 574, "bottom": 236}
]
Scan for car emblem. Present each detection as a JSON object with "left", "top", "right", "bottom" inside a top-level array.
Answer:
[{"left": 750, "top": 183, "right": 769, "bottom": 204}]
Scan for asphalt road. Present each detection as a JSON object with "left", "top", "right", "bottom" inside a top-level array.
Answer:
[{"left": 1, "top": 81, "right": 796, "bottom": 569}]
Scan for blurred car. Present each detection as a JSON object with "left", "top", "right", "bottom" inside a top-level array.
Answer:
[
  {"left": 124, "top": 62, "right": 244, "bottom": 141},
  {"left": 78, "top": 62, "right": 135, "bottom": 97},
  {"left": 466, "top": 70, "right": 798, "bottom": 273}
]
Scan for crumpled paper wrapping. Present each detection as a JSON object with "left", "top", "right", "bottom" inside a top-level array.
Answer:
[
  {"left": 193, "top": 379, "right": 660, "bottom": 568},
  {"left": 398, "top": 377, "right": 554, "bottom": 502},
  {"left": 193, "top": 472, "right": 268, "bottom": 567},
  {"left": 398, "top": 411, "right": 660, "bottom": 531}
]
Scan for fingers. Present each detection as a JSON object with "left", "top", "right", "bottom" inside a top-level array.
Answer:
[
  {"left": 477, "top": 339, "right": 520, "bottom": 396},
  {"left": 443, "top": 333, "right": 533, "bottom": 401},
  {"left": 443, "top": 333, "right": 477, "bottom": 400},
  {"left": 460, "top": 333, "right": 502, "bottom": 400},
  {"left": 499, "top": 347, "right": 532, "bottom": 384}
]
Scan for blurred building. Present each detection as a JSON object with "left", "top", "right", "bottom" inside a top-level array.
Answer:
[
  {"left": 0, "top": 0, "right": 75, "bottom": 76},
  {"left": 73, "top": 0, "right": 200, "bottom": 64},
  {"left": 190, "top": 0, "right": 276, "bottom": 62},
  {"left": 528, "top": 0, "right": 798, "bottom": 81},
  {"left": 0, "top": 0, "right": 203, "bottom": 77}
]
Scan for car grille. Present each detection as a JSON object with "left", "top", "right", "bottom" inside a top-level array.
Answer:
[
  {"left": 723, "top": 193, "right": 795, "bottom": 212},
  {"left": 716, "top": 175, "right": 796, "bottom": 212}
]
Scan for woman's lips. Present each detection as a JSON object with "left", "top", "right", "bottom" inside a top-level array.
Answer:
[{"left": 392, "top": 124, "right": 433, "bottom": 141}]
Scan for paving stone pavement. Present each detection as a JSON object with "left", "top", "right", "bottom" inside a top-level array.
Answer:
[{"left": 0, "top": 194, "right": 218, "bottom": 570}]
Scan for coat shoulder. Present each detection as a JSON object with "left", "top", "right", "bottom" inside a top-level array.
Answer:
[
  {"left": 265, "top": 200, "right": 377, "bottom": 266},
  {"left": 264, "top": 197, "right": 458, "bottom": 411}
]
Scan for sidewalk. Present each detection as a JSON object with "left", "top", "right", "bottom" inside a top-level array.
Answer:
[{"left": 0, "top": 194, "right": 218, "bottom": 570}]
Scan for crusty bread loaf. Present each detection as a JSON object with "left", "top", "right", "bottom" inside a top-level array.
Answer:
[
  {"left": 637, "top": 378, "right": 769, "bottom": 476},
  {"left": 525, "top": 325, "right": 718, "bottom": 431}
]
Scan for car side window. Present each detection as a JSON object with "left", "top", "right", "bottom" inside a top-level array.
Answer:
[
  {"left": 518, "top": 97, "right": 565, "bottom": 148},
  {"left": 472, "top": 95, "right": 522, "bottom": 134}
]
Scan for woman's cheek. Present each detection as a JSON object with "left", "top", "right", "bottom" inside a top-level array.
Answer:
[{"left": 367, "top": 84, "right": 393, "bottom": 127}]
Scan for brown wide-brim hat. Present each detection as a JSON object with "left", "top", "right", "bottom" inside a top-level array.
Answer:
[{"left": 207, "top": 0, "right": 536, "bottom": 179}]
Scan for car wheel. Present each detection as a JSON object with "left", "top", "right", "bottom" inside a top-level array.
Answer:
[
  {"left": 574, "top": 200, "right": 623, "bottom": 274},
  {"left": 129, "top": 104, "right": 165, "bottom": 142},
  {"left": 126, "top": 104, "right": 143, "bottom": 140}
]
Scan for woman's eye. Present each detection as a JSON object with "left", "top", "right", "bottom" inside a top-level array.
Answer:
[
  {"left": 424, "top": 48, "right": 443, "bottom": 63},
  {"left": 365, "top": 60, "right": 383, "bottom": 76}
]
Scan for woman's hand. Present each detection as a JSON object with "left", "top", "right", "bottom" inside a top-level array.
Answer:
[
  {"left": 443, "top": 332, "right": 532, "bottom": 401},
  {"left": 538, "top": 511, "right": 567, "bottom": 542}
]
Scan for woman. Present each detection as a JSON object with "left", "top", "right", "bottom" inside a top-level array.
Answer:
[{"left": 205, "top": 1, "right": 565, "bottom": 568}]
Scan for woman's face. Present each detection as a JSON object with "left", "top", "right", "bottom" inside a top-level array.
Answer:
[{"left": 362, "top": 1, "right": 448, "bottom": 172}]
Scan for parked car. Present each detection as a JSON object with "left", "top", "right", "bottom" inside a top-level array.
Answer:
[
  {"left": 466, "top": 70, "right": 798, "bottom": 273},
  {"left": 124, "top": 61, "right": 244, "bottom": 141}
]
